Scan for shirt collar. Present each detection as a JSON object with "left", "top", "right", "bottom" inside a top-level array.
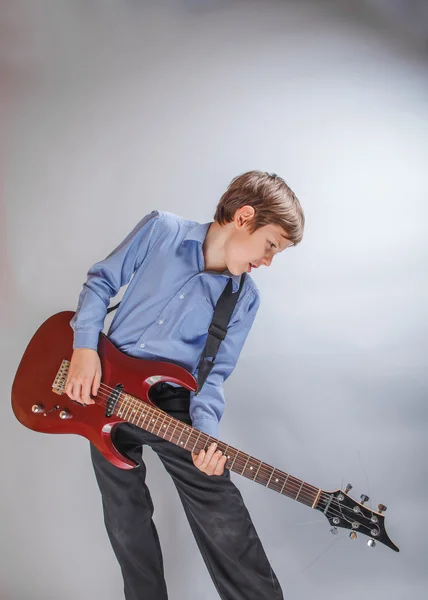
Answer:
[
  {"left": 184, "top": 222, "right": 211, "bottom": 244},
  {"left": 184, "top": 222, "right": 242, "bottom": 292}
]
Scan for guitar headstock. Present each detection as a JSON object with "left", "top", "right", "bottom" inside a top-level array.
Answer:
[{"left": 315, "top": 485, "right": 399, "bottom": 552}]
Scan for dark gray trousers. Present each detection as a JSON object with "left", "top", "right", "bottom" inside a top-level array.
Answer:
[{"left": 90, "top": 383, "right": 283, "bottom": 600}]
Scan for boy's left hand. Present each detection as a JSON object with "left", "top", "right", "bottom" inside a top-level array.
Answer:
[{"left": 192, "top": 442, "right": 228, "bottom": 476}]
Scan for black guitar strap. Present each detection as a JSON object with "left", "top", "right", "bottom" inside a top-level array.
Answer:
[
  {"left": 195, "top": 274, "right": 246, "bottom": 395},
  {"left": 107, "top": 273, "right": 246, "bottom": 395}
]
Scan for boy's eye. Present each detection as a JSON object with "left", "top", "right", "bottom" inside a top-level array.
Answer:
[{"left": 268, "top": 241, "right": 276, "bottom": 249}]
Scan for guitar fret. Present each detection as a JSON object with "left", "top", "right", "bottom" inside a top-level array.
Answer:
[
  {"left": 176, "top": 424, "right": 186, "bottom": 447},
  {"left": 206, "top": 436, "right": 215, "bottom": 451},
  {"left": 150, "top": 413, "right": 160, "bottom": 433},
  {"left": 123, "top": 395, "right": 133, "bottom": 420},
  {"left": 241, "top": 455, "right": 250, "bottom": 475},
  {"left": 163, "top": 416, "right": 172, "bottom": 438},
  {"left": 118, "top": 394, "right": 128, "bottom": 418},
  {"left": 140, "top": 405, "right": 151, "bottom": 429},
  {"left": 122, "top": 395, "right": 131, "bottom": 419},
  {"left": 266, "top": 468, "right": 275, "bottom": 488},
  {"left": 134, "top": 403, "right": 141, "bottom": 425},
  {"left": 118, "top": 393, "right": 125, "bottom": 417},
  {"left": 295, "top": 480, "right": 304, "bottom": 501},
  {"left": 221, "top": 444, "right": 234, "bottom": 466},
  {"left": 253, "top": 461, "right": 263, "bottom": 481},
  {"left": 192, "top": 432, "right": 201, "bottom": 453},
  {"left": 280, "top": 474, "right": 290, "bottom": 494},
  {"left": 127, "top": 395, "right": 137, "bottom": 423},
  {"left": 182, "top": 427, "right": 192, "bottom": 449},
  {"left": 135, "top": 404, "right": 143, "bottom": 427},
  {"left": 312, "top": 488, "right": 322, "bottom": 509},
  {"left": 146, "top": 411, "right": 154, "bottom": 431},
  {"left": 136, "top": 404, "right": 145, "bottom": 428},
  {"left": 155, "top": 413, "right": 167, "bottom": 436},
  {"left": 283, "top": 476, "right": 301, "bottom": 499},
  {"left": 129, "top": 399, "right": 138, "bottom": 424},
  {"left": 169, "top": 421, "right": 179, "bottom": 443},
  {"left": 117, "top": 394, "right": 125, "bottom": 417},
  {"left": 230, "top": 450, "right": 239, "bottom": 470}
]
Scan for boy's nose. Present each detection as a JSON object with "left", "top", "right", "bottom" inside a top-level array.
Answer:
[{"left": 262, "top": 255, "right": 273, "bottom": 267}]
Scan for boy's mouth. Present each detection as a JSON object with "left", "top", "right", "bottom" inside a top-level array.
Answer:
[{"left": 247, "top": 263, "right": 258, "bottom": 272}]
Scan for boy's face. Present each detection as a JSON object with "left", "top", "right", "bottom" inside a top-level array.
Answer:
[{"left": 225, "top": 206, "right": 293, "bottom": 275}]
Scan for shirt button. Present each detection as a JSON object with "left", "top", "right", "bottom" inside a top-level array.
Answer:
[
  {"left": 179, "top": 294, "right": 185, "bottom": 299},
  {"left": 158, "top": 319, "right": 165, "bottom": 325},
  {"left": 140, "top": 343, "right": 146, "bottom": 349}
]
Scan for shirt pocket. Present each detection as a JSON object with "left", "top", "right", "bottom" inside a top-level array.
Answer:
[{"left": 178, "top": 297, "right": 214, "bottom": 342}]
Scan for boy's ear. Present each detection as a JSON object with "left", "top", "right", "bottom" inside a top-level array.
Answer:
[{"left": 235, "top": 205, "right": 255, "bottom": 228}]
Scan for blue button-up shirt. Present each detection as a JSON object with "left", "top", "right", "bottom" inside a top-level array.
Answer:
[{"left": 70, "top": 210, "right": 260, "bottom": 437}]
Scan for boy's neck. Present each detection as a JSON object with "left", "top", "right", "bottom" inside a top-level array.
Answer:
[{"left": 203, "top": 221, "right": 231, "bottom": 273}]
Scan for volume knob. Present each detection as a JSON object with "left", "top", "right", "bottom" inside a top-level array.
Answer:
[{"left": 59, "top": 410, "right": 71, "bottom": 420}]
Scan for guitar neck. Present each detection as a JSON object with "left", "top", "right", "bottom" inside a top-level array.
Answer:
[{"left": 116, "top": 392, "right": 321, "bottom": 509}]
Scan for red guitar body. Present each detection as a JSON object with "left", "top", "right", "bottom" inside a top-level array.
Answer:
[{"left": 11, "top": 311, "right": 197, "bottom": 469}]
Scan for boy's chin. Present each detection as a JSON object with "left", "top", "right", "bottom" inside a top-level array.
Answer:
[{"left": 227, "top": 263, "right": 248, "bottom": 276}]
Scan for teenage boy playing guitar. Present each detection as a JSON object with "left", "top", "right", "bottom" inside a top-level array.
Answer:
[{"left": 65, "top": 170, "right": 305, "bottom": 600}]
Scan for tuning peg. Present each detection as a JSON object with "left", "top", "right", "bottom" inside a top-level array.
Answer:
[
  {"left": 349, "top": 531, "right": 357, "bottom": 540},
  {"left": 360, "top": 494, "right": 369, "bottom": 505},
  {"left": 378, "top": 504, "right": 387, "bottom": 514},
  {"left": 367, "top": 538, "right": 376, "bottom": 548},
  {"left": 345, "top": 483, "right": 353, "bottom": 493}
]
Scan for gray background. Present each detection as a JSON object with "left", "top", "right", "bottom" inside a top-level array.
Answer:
[{"left": 1, "top": 1, "right": 427, "bottom": 598}]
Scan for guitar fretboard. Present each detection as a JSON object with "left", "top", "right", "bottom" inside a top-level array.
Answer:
[{"left": 115, "top": 393, "right": 320, "bottom": 509}]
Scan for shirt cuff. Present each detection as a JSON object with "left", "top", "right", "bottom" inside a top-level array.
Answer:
[
  {"left": 191, "top": 417, "right": 219, "bottom": 439},
  {"left": 72, "top": 329, "right": 100, "bottom": 352}
]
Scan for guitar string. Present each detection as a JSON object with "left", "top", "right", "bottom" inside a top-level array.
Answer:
[
  {"left": 65, "top": 384, "right": 379, "bottom": 532},
  {"left": 61, "top": 382, "right": 379, "bottom": 530},
  {"left": 82, "top": 393, "right": 376, "bottom": 534},
  {"left": 298, "top": 530, "right": 347, "bottom": 576},
  {"left": 59, "top": 383, "right": 381, "bottom": 533},
  {"left": 73, "top": 386, "right": 322, "bottom": 508},
  {"left": 114, "top": 391, "right": 381, "bottom": 536},
  {"left": 65, "top": 381, "right": 318, "bottom": 497}
]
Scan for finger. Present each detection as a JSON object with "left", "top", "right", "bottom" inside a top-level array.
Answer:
[
  {"left": 64, "top": 380, "right": 72, "bottom": 399},
  {"left": 192, "top": 452, "right": 202, "bottom": 468},
  {"left": 70, "top": 382, "right": 78, "bottom": 401},
  {"left": 92, "top": 370, "right": 101, "bottom": 397},
  {"left": 213, "top": 455, "right": 228, "bottom": 476},
  {"left": 69, "top": 382, "right": 80, "bottom": 402},
  {"left": 73, "top": 382, "right": 85, "bottom": 404},
  {"left": 80, "top": 378, "right": 93, "bottom": 405},
  {"left": 193, "top": 449, "right": 206, "bottom": 467},
  {"left": 205, "top": 450, "right": 224, "bottom": 475},
  {"left": 201, "top": 443, "right": 218, "bottom": 468}
]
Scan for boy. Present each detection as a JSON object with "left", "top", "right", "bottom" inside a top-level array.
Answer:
[{"left": 66, "top": 170, "right": 305, "bottom": 600}]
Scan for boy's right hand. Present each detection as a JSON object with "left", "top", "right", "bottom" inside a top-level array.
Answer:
[{"left": 65, "top": 348, "right": 101, "bottom": 405}]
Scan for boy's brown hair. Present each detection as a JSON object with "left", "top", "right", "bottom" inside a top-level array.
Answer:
[{"left": 214, "top": 170, "right": 305, "bottom": 246}]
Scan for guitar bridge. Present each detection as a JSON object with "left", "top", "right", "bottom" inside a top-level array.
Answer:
[{"left": 52, "top": 359, "right": 70, "bottom": 395}]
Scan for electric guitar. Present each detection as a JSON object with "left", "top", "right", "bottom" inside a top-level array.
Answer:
[{"left": 11, "top": 311, "right": 399, "bottom": 553}]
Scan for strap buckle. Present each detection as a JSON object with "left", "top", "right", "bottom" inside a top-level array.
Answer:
[{"left": 208, "top": 323, "right": 227, "bottom": 341}]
